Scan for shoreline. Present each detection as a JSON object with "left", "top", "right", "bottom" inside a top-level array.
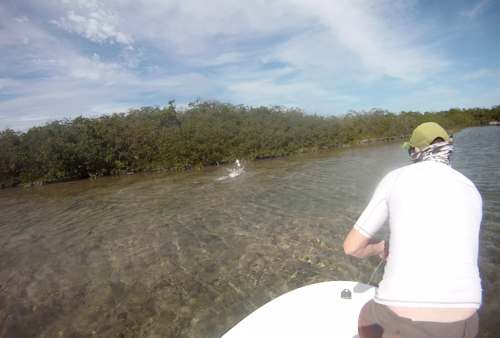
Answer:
[{"left": 0, "top": 135, "right": 408, "bottom": 190}]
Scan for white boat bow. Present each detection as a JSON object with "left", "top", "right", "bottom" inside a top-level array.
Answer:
[{"left": 222, "top": 281, "right": 376, "bottom": 338}]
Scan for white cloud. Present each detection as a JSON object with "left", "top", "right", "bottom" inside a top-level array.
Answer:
[
  {"left": 127, "top": 0, "right": 446, "bottom": 83},
  {"left": 203, "top": 53, "right": 247, "bottom": 67},
  {"left": 412, "top": 85, "right": 458, "bottom": 98},
  {"left": 459, "top": 0, "right": 491, "bottom": 23},
  {"left": 88, "top": 104, "right": 135, "bottom": 116},
  {"left": 11, "top": 37, "right": 30, "bottom": 45},
  {"left": 15, "top": 15, "right": 29, "bottom": 23},
  {"left": 463, "top": 69, "right": 500, "bottom": 81},
  {"left": 20, "top": 115, "right": 53, "bottom": 121},
  {"left": 284, "top": 0, "right": 448, "bottom": 82},
  {"left": 76, "top": 0, "right": 100, "bottom": 11},
  {"left": 41, "top": 0, "right": 449, "bottom": 83},
  {"left": 50, "top": 2, "right": 133, "bottom": 45}
]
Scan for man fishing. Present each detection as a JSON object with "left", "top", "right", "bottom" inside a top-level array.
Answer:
[{"left": 343, "top": 122, "right": 482, "bottom": 338}]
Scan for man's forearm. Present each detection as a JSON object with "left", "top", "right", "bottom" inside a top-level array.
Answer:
[{"left": 348, "top": 239, "right": 385, "bottom": 258}]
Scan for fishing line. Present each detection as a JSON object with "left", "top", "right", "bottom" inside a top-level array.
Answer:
[
  {"left": 340, "top": 159, "right": 387, "bottom": 286},
  {"left": 332, "top": 159, "right": 382, "bottom": 224},
  {"left": 343, "top": 159, "right": 382, "bottom": 179},
  {"left": 367, "top": 259, "right": 384, "bottom": 286}
]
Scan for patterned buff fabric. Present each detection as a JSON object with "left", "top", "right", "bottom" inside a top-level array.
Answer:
[{"left": 410, "top": 141, "right": 453, "bottom": 166}]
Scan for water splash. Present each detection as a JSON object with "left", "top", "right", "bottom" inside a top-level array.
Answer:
[{"left": 217, "top": 160, "right": 244, "bottom": 180}]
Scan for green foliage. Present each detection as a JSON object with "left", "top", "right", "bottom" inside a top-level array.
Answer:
[{"left": 1, "top": 100, "right": 499, "bottom": 186}]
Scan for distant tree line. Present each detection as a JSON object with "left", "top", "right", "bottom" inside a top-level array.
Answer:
[{"left": 1, "top": 99, "right": 499, "bottom": 187}]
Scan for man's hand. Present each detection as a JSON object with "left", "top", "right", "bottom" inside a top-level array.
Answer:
[{"left": 379, "top": 240, "right": 389, "bottom": 260}]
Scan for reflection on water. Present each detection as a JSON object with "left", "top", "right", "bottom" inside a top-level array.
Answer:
[{"left": 0, "top": 127, "right": 499, "bottom": 338}]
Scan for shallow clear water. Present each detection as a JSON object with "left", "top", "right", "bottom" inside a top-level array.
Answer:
[{"left": 1, "top": 126, "right": 499, "bottom": 338}]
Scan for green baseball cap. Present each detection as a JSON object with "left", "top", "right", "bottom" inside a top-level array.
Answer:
[{"left": 404, "top": 122, "right": 450, "bottom": 150}]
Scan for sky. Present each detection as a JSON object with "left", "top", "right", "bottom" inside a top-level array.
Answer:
[{"left": 1, "top": 0, "right": 499, "bottom": 131}]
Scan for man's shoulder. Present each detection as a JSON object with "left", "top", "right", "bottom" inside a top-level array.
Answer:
[
  {"left": 401, "top": 161, "right": 478, "bottom": 190},
  {"left": 383, "top": 164, "right": 413, "bottom": 181}
]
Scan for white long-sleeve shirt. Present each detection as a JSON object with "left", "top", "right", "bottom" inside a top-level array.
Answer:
[{"left": 354, "top": 161, "right": 482, "bottom": 309}]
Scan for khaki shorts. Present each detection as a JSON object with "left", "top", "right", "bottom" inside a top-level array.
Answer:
[{"left": 358, "top": 300, "right": 478, "bottom": 338}]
